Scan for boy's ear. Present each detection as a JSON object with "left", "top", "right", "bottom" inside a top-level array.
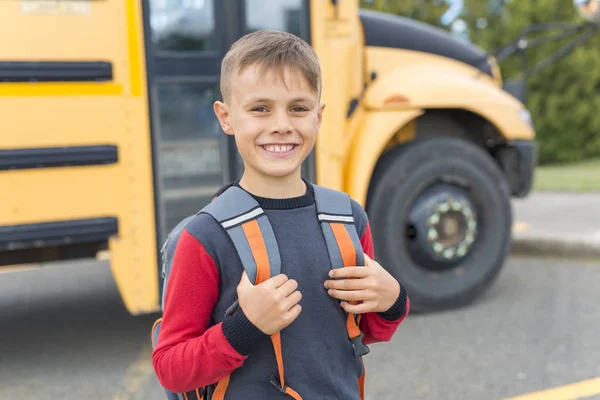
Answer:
[
  {"left": 213, "top": 101, "right": 234, "bottom": 135},
  {"left": 316, "top": 103, "right": 326, "bottom": 130}
]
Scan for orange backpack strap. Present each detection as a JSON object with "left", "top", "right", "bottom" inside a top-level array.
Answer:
[
  {"left": 312, "top": 184, "right": 369, "bottom": 358},
  {"left": 201, "top": 186, "right": 301, "bottom": 400},
  {"left": 312, "top": 184, "right": 368, "bottom": 400},
  {"left": 202, "top": 185, "right": 282, "bottom": 284}
]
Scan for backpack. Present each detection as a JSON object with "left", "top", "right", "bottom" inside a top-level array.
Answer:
[{"left": 151, "top": 183, "right": 369, "bottom": 400}]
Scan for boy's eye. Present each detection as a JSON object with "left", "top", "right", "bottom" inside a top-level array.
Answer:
[
  {"left": 291, "top": 107, "right": 308, "bottom": 112},
  {"left": 251, "top": 106, "right": 268, "bottom": 112}
]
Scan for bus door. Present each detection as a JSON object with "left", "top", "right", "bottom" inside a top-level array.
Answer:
[
  {"left": 144, "top": 0, "right": 314, "bottom": 247},
  {"left": 143, "top": 0, "right": 232, "bottom": 246}
]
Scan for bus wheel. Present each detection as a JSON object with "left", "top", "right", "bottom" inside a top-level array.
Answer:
[{"left": 367, "top": 137, "right": 512, "bottom": 313}]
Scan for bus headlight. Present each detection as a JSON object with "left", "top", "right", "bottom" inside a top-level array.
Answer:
[{"left": 518, "top": 109, "right": 534, "bottom": 128}]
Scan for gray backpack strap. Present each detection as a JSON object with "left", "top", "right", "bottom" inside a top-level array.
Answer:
[
  {"left": 201, "top": 186, "right": 281, "bottom": 317},
  {"left": 312, "top": 184, "right": 365, "bottom": 269},
  {"left": 312, "top": 183, "right": 370, "bottom": 357},
  {"left": 200, "top": 186, "right": 281, "bottom": 284},
  {"left": 160, "top": 215, "right": 196, "bottom": 309}
]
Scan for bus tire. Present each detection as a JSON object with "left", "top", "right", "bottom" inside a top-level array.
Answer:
[{"left": 367, "top": 137, "right": 512, "bottom": 313}]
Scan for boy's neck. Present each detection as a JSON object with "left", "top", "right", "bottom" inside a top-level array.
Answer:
[{"left": 239, "top": 171, "right": 307, "bottom": 199}]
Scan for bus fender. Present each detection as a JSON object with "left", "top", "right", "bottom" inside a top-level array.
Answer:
[
  {"left": 344, "top": 109, "right": 423, "bottom": 207},
  {"left": 362, "top": 64, "right": 535, "bottom": 141}
]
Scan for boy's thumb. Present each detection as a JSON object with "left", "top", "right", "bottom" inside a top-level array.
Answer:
[{"left": 239, "top": 270, "right": 251, "bottom": 285}]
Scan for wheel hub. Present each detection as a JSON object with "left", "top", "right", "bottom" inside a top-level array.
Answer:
[
  {"left": 427, "top": 199, "right": 477, "bottom": 259},
  {"left": 406, "top": 184, "right": 478, "bottom": 270}
]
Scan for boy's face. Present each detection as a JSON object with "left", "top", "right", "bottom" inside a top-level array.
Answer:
[{"left": 214, "top": 64, "right": 324, "bottom": 182}]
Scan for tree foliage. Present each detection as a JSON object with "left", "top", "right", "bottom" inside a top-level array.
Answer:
[
  {"left": 463, "top": 0, "right": 600, "bottom": 164},
  {"left": 360, "top": 0, "right": 449, "bottom": 27},
  {"left": 360, "top": 0, "right": 600, "bottom": 164}
]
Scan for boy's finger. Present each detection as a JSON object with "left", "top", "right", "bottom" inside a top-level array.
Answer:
[
  {"left": 239, "top": 270, "right": 250, "bottom": 284},
  {"left": 277, "top": 277, "right": 299, "bottom": 296},
  {"left": 282, "top": 290, "right": 303, "bottom": 310},
  {"left": 286, "top": 304, "right": 302, "bottom": 322},
  {"left": 264, "top": 273, "right": 289, "bottom": 288},
  {"left": 327, "top": 288, "right": 368, "bottom": 302},
  {"left": 328, "top": 267, "right": 369, "bottom": 279},
  {"left": 363, "top": 254, "right": 374, "bottom": 266},
  {"left": 340, "top": 301, "right": 371, "bottom": 314},
  {"left": 325, "top": 277, "right": 365, "bottom": 290},
  {"left": 239, "top": 271, "right": 287, "bottom": 287}
]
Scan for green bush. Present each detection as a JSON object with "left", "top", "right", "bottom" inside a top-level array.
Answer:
[{"left": 360, "top": 0, "right": 600, "bottom": 165}]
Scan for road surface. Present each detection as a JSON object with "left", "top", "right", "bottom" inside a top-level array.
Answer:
[{"left": 1, "top": 256, "right": 599, "bottom": 400}]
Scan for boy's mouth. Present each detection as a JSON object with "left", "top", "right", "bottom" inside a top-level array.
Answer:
[{"left": 261, "top": 144, "right": 298, "bottom": 155}]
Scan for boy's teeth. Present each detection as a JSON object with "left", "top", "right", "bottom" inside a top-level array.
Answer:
[{"left": 264, "top": 144, "right": 294, "bottom": 153}]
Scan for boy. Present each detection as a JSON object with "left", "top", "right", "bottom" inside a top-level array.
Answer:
[{"left": 152, "top": 30, "right": 409, "bottom": 399}]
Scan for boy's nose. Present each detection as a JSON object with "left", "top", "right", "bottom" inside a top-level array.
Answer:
[{"left": 270, "top": 113, "right": 293, "bottom": 135}]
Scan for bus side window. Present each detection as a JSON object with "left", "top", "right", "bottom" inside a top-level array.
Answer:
[
  {"left": 155, "top": 83, "right": 223, "bottom": 237},
  {"left": 149, "top": 0, "right": 216, "bottom": 52},
  {"left": 244, "top": 0, "right": 309, "bottom": 41}
]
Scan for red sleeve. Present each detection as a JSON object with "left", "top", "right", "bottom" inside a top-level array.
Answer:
[
  {"left": 358, "top": 222, "right": 410, "bottom": 345},
  {"left": 152, "top": 229, "right": 246, "bottom": 393}
]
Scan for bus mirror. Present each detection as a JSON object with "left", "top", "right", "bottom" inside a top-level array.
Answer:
[{"left": 574, "top": 0, "right": 600, "bottom": 24}]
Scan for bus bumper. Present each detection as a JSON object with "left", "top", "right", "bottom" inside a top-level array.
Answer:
[{"left": 496, "top": 139, "right": 538, "bottom": 198}]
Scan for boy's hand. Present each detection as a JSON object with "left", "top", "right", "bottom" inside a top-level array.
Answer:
[
  {"left": 237, "top": 271, "right": 302, "bottom": 335},
  {"left": 324, "top": 254, "right": 400, "bottom": 314}
]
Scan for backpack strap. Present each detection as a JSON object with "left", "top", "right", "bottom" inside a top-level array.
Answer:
[
  {"left": 312, "top": 184, "right": 370, "bottom": 358},
  {"left": 200, "top": 186, "right": 301, "bottom": 400},
  {"left": 312, "top": 184, "right": 365, "bottom": 268},
  {"left": 313, "top": 184, "right": 369, "bottom": 399},
  {"left": 200, "top": 185, "right": 281, "bottom": 285},
  {"left": 160, "top": 215, "right": 196, "bottom": 310}
]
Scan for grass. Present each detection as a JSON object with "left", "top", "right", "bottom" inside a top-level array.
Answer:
[{"left": 533, "top": 158, "right": 600, "bottom": 192}]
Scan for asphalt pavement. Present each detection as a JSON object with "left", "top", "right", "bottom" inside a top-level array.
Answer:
[{"left": 1, "top": 255, "right": 600, "bottom": 400}]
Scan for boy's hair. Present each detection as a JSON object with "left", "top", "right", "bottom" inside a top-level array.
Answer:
[{"left": 220, "top": 30, "right": 321, "bottom": 102}]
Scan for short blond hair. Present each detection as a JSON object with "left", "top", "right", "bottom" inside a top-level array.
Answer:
[{"left": 220, "top": 30, "right": 321, "bottom": 102}]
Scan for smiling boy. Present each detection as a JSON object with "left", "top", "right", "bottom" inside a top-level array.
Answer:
[{"left": 152, "top": 30, "right": 409, "bottom": 399}]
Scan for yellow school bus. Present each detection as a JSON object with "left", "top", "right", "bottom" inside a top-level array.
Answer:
[{"left": 0, "top": 0, "right": 536, "bottom": 314}]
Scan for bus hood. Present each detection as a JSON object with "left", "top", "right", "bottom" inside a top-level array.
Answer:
[{"left": 358, "top": 9, "right": 493, "bottom": 78}]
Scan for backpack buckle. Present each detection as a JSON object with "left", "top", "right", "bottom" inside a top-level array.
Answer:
[
  {"left": 224, "top": 299, "right": 239, "bottom": 316},
  {"left": 351, "top": 332, "right": 370, "bottom": 357}
]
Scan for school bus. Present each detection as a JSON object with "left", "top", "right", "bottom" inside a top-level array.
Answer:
[{"left": 0, "top": 0, "right": 537, "bottom": 314}]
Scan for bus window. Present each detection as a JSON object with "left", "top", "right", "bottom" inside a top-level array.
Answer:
[
  {"left": 154, "top": 83, "right": 223, "bottom": 239},
  {"left": 149, "top": 0, "right": 216, "bottom": 52},
  {"left": 244, "top": 0, "right": 309, "bottom": 40}
]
